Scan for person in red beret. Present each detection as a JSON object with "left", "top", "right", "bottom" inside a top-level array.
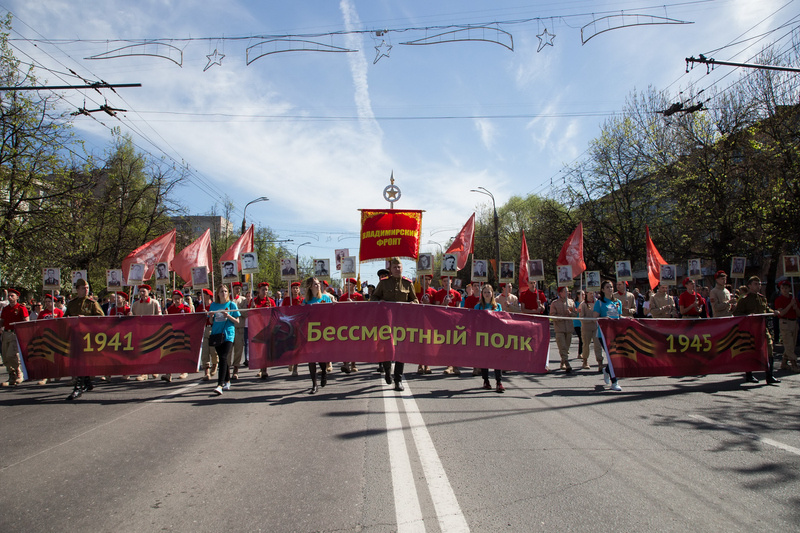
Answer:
[
  {"left": 108, "top": 291, "right": 131, "bottom": 316},
  {"left": 281, "top": 281, "right": 304, "bottom": 376},
  {"left": 130, "top": 284, "right": 161, "bottom": 381},
  {"left": 338, "top": 277, "right": 365, "bottom": 374},
  {"left": 161, "top": 290, "right": 192, "bottom": 382},
  {"left": 251, "top": 282, "right": 276, "bottom": 380},
  {"left": 1, "top": 288, "right": 29, "bottom": 387}
]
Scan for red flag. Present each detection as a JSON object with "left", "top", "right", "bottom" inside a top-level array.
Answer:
[
  {"left": 172, "top": 229, "right": 213, "bottom": 285},
  {"left": 556, "top": 222, "right": 586, "bottom": 277},
  {"left": 220, "top": 224, "right": 254, "bottom": 268},
  {"left": 121, "top": 229, "right": 176, "bottom": 284},
  {"left": 645, "top": 226, "right": 667, "bottom": 290},
  {"left": 444, "top": 213, "right": 475, "bottom": 271},
  {"left": 519, "top": 229, "right": 530, "bottom": 291}
]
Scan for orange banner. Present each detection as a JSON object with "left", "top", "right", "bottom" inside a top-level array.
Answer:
[{"left": 359, "top": 209, "right": 422, "bottom": 262}]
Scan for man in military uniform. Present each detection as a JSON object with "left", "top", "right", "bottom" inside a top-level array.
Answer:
[
  {"left": 733, "top": 276, "right": 780, "bottom": 385},
  {"left": 649, "top": 282, "right": 677, "bottom": 318},
  {"left": 708, "top": 271, "right": 733, "bottom": 317},
  {"left": 1, "top": 289, "right": 29, "bottom": 387},
  {"left": 370, "top": 257, "right": 418, "bottom": 390},
  {"left": 65, "top": 279, "right": 105, "bottom": 399}
]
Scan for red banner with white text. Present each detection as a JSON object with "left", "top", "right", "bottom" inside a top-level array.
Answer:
[
  {"left": 598, "top": 316, "right": 768, "bottom": 378},
  {"left": 359, "top": 209, "right": 422, "bottom": 261},
  {"left": 16, "top": 314, "right": 206, "bottom": 379},
  {"left": 247, "top": 302, "right": 550, "bottom": 372}
]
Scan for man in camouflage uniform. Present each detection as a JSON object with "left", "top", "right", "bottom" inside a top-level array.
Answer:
[
  {"left": 733, "top": 276, "right": 780, "bottom": 385},
  {"left": 370, "top": 257, "right": 418, "bottom": 391}
]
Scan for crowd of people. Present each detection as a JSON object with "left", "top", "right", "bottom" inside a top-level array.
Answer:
[{"left": 1, "top": 261, "right": 797, "bottom": 401}]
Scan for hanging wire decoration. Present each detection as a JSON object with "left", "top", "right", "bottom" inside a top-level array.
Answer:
[
  {"left": 246, "top": 39, "right": 356, "bottom": 64},
  {"left": 204, "top": 48, "right": 225, "bottom": 71},
  {"left": 400, "top": 25, "right": 513, "bottom": 51},
  {"left": 373, "top": 39, "right": 393, "bottom": 64},
  {"left": 536, "top": 28, "right": 556, "bottom": 52},
  {"left": 85, "top": 41, "right": 184, "bottom": 66},
  {"left": 581, "top": 14, "right": 692, "bottom": 44}
]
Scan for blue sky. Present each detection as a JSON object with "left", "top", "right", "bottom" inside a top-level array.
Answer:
[{"left": 4, "top": 0, "right": 795, "bottom": 284}]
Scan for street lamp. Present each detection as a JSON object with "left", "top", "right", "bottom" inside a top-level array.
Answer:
[
  {"left": 470, "top": 187, "right": 500, "bottom": 283},
  {"left": 242, "top": 196, "right": 269, "bottom": 233},
  {"left": 295, "top": 241, "right": 311, "bottom": 268}
]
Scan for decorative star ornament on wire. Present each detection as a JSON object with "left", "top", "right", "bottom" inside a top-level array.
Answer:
[
  {"left": 204, "top": 48, "right": 225, "bottom": 71},
  {"left": 536, "top": 28, "right": 556, "bottom": 52},
  {"left": 374, "top": 40, "right": 393, "bottom": 64}
]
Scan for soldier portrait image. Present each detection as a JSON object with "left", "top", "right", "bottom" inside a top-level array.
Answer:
[
  {"left": 585, "top": 270, "right": 601, "bottom": 291},
  {"left": 192, "top": 266, "right": 210, "bottom": 289},
  {"left": 472, "top": 259, "right": 488, "bottom": 282},
  {"left": 557, "top": 265, "right": 573, "bottom": 286},
  {"left": 341, "top": 256, "right": 356, "bottom": 276},
  {"left": 441, "top": 254, "right": 458, "bottom": 276},
  {"left": 128, "top": 263, "right": 145, "bottom": 285},
  {"left": 241, "top": 253, "right": 259, "bottom": 273},
  {"left": 71, "top": 270, "right": 87, "bottom": 289},
  {"left": 660, "top": 264, "right": 677, "bottom": 284},
  {"left": 314, "top": 259, "right": 330, "bottom": 277},
  {"left": 417, "top": 253, "right": 433, "bottom": 275},
  {"left": 615, "top": 260, "right": 632, "bottom": 282},
  {"left": 281, "top": 258, "right": 297, "bottom": 279},
  {"left": 528, "top": 260, "right": 545, "bottom": 281},
  {"left": 688, "top": 258, "right": 702, "bottom": 278},
  {"left": 106, "top": 269, "right": 122, "bottom": 288},
  {"left": 43, "top": 268, "right": 61, "bottom": 289},
  {"left": 499, "top": 261, "right": 514, "bottom": 281},
  {"left": 222, "top": 260, "right": 238, "bottom": 283},
  {"left": 155, "top": 262, "right": 169, "bottom": 285},
  {"left": 731, "top": 257, "right": 746, "bottom": 278},
  {"left": 783, "top": 255, "right": 799, "bottom": 276}
]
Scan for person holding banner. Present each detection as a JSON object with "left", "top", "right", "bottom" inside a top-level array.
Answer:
[
  {"left": 303, "top": 277, "right": 335, "bottom": 394},
  {"left": 162, "top": 290, "right": 192, "bottom": 382},
  {"left": 131, "top": 285, "right": 162, "bottom": 381},
  {"left": 339, "top": 278, "right": 365, "bottom": 374},
  {"left": 551, "top": 286, "right": 577, "bottom": 373},
  {"left": 282, "top": 281, "right": 305, "bottom": 376},
  {"left": 649, "top": 283, "right": 678, "bottom": 318},
  {"left": 433, "top": 276, "right": 462, "bottom": 376},
  {"left": 497, "top": 283, "right": 519, "bottom": 313},
  {"left": 679, "top": 278, "right": 703, "bottom": 317},
  {"left": 196, "top": 289, "right": 217, "bottom": 381},
  {"left": 615, "top": 281, "right": 637, "bottom": 317},
  {"left": 519, "top": 278, "right": 546, "bottom": 315},
  {"left": 474, "top": 284, "right": 505, "bottom": 392},
  {"left": 774, "top": 280, "right": 799, "bottom": 373},
  {"left": 0, "top": 289, "right": 29, "bottom": 387},
  {"left": 579, "top": 290, "right": 604, "bottom": 371},
  {"left": 734, "top": 276, "right": 780, "bottom": 385},
  {"left": 230, "top": 282, "right": 248, "bottom": 381},
  {"left": 708, "top": 271, "right": 734, "bottom": 317},
  {"left": 413, "top": 275, "right": 435, "bottom": 375},
  {"left": 370, "top": 257, "right": 419, "bottom": 391},
  {"left": 251, "top": 282, "right": 277, "bottom": 380},
  {"left": 593, "top": 280, "right": 622, "bottom": 391},
  {"left": 64, "top": 279, "right": 104, "bottom": 400},
  {"left": 209, "top": 285, "right": 241, "bottom": 395}
]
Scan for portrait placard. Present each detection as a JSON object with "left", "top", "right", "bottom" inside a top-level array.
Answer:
[
  {"left": 687, "top": 258, "right": 702, "bottom": 280},
  {"left": 782, "top": 255, "right": 799, "bottom": 277},
  {"left": 416, "top": 253, "right": 433, "bottom": 276},
  {"left": 43, "top": 267, "right": 61, "bottom": 290},
  {"left": 71, "top": 270, "right": 87, "bottom": 289},
  {"left": 557, "top": 265, "right": 573, "bottom": 287},
  {"left": 660, "top": 264, "right": 677, "bottom": 285},
  {"left": 585, "top": 270, "right": 601, "bottom": 291},
  {"left": 314, "top": 258, "right": 331, "bottom": 281},
  {"left": 155, "top": 262, "right": 170, "bottom": 286},
  {"left": 499, "top": 261, "right": 514, "bottom": 283},
  {"left": 528, "top": 260, "right": 545, "bottom": 281},
  {"left": 341, "top": 256, "right": 356, "bottom": 278},
  {"left": 472, "top": 259, "right": 488, "bottom": 283},
  {"left": 615, "top": 260, "right": 632, "bottom": 282},
  {"left": 221, "top": 260, "right": 239, "bottom": 283},
  {"left": 441, "top": 254, "right": 458, "bottom": 277},
  {"left": 127, "top": 262, "right": 145, "bottom": 286},
  {"left": 192, "top": 267, "right": 210, "bottom": 289},
  {"left": 106, "top": 269, "right": 123, "bottom": 289},
  {"left": 334, "top": 249, "right": 348, "bottom": 270},
  {"left": 241, "top": 282, "right": 250, "bottom": 296},
  {"left": 241, "top": 253, "right": 259, "bottom": 274},
  {"left": 730, "top": 257, "right": 746, "bottom": 279},
  {"left": 280, "top": 258, "right": 297, "bottom": 281}
]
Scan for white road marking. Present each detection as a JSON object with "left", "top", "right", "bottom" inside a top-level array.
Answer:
[
  {"left": 689, "top": 414, "right": 800, "bottom": 456},
  {"left": 383, "top": 385, "right": 426, "bottom": 532},
  {"left": 401, "top": 383, "right": 470, "bottom": 532}
]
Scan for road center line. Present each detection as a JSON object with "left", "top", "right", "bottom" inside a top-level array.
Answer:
[
  {"left": 401, "top": 382, "right": 470, "bottom": 533},
  {"left": 689, "top": 414, "right": 800, "bottom": 456},
  {"left": 383, "top": 385, "right": 426, "bottom": 533}
]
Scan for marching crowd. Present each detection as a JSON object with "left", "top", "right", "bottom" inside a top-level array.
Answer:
[{"left": 1, "top": 260, "right": 797, "bottom": 401}]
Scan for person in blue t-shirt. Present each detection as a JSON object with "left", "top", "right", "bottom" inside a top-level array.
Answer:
[
  {"left": 474, "top": 284, "right": 505, "bottom": 393},
  {"left": 209, "top": 285, "right": 241, "bottom": 396},
  {"left": 592, "top": 280, "right": 622, "bottom": 391},
  {"left": 303, "top": 277, "right": 335, "bottom": 394}
]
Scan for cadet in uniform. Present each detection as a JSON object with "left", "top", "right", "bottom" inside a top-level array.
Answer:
[
  {"left": 708, "top": 271, "right": 733, "bottom": 317},
  {"left": 370, "top": 257, "right": 418, "bottom": 390},
  {"left": 733, "top": 276, "right": 780, "bottom": 385},
  {"left": 649, "top": 282, "right": 678, "bottom": 318},
  {"left": 774, "top": 279, "right": 799, "bottom": 372},
  {"left": 0, "top": 288, "right": 29, "bottom": 387},
  {"left": 339, "top": 277, "right": 365, "bottom": 374},
  {"left": 65, "top": 279, "right": 105, "bottom": 400}
]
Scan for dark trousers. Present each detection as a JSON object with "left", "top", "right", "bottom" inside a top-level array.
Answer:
[
  {"left": 308, "top": 362, "right": 328, "bottom": 385},
  {"left": 481, "top": 368, "right": 501, "bottom": 382},
  {"left": 574, "top": 326, "right": 583, "bottom": 355},
  {"left": 383, "top": 361, "right": 404, "bottom": 381},
  {"left": 215, "top": 341, "right": 232, "bottom": 387}
]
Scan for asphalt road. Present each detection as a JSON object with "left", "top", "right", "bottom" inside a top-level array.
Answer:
[{"left": 1, "top": 337, "right": 798, "bottom": 532}]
